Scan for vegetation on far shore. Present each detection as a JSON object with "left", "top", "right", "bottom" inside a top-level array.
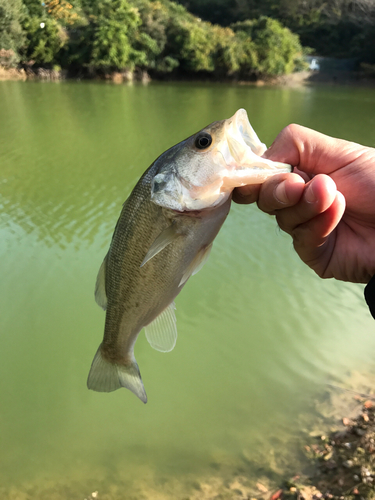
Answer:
[
  {"left": 1, "top": 0, "right": 375, "bottom": 82},
  {"left": 0, "top": 0, "right": 359, "bottom": 82},
  {"left": 175, "top": 0, "right": 375, "bottom": 63}
]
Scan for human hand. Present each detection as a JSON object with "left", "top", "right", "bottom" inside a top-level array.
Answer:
[{"left": 233, "top": 124, "right": 375, "bottom": 284}]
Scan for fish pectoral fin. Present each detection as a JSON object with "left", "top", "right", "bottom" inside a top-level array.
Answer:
[
  {"left": 179, "top": 243, "right": 213, "bottom": 286},
  {"left": 140, "top": 224, "right": 181, "bottom": 268},
  {"left": 145, "top": 301, "right": 177, "bottom": 352},
  {"left": 95, "top": 253, "right": 108, "bottom": 310},
  {"left": 87, "top": 345, "right": 147, "bottom": 403}
]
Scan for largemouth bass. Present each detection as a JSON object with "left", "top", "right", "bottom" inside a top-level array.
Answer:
[{"left": 88, "top": 109, "right": 291, "bottom": 403}]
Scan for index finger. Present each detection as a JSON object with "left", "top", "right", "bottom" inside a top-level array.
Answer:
[{"left": 263, "top": 124, "right": 364, "bottom": 176}]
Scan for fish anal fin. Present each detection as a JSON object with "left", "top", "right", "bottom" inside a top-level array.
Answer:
[
  {"left": 95, "top": 253, "right": 108, "bottom": 310},
  {"left": 145, "top": 301, "right": 177, "bottom": 353},
  {"left": 179, "top": 243, "right": 213, "bottom": 286},
  {"left": 140, "top": 224, "right": 181, "bottom": 268},
  {"left": 87, "top": 345, "right": 147, "bottom": 403}
]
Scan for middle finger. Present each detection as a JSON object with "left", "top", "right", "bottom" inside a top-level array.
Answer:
[{"left": 274, "top": 174, "right": 338, "bottom": 235}]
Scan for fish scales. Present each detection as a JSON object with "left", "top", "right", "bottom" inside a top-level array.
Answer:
[{"left": 103, "top": 165, "right": 216, "bottom": 362}]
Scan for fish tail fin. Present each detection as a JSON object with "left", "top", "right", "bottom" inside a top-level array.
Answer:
[{"left": 87, "top": 345, "right": 147, "bottom": 403}]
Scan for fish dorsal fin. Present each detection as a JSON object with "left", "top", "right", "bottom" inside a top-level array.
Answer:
[
  {"left": 140, "top": 223, "right": 181, "bottom": 268},
  {"left": 95, "top": 253, "right": 108, "bottom": 310},
  {"left": 179, "top": 243, "right": 213, "bottom": 286},
  {"left": 144, "top": 301, "right": 177, "bottom": 352}
]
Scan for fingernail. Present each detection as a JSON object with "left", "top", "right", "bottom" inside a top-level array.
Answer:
[
  {"left": 305, "top": 184, "right": 316, "bottom": 203},
  {"left": 274, "top": 181, "right": 288, "bottom": 204}
]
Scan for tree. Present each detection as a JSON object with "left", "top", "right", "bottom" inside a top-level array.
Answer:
[
  {"left": 232, "top": 17, "right": 304, "bottom": 75},
  {"left": 176, "top": 19, "right": 216, "bottom": 72},
  {"left": 22, "top": 0, "right": 44, "bottom": 17},
  {"left": 66, "top": 0, "right": 143, "bottom": 72},
  {"left": 0, "top": 0, "right": 25, "bottom": 66},
  {"left": 22, "top": 15, "right": 67, "bottom": 64}
]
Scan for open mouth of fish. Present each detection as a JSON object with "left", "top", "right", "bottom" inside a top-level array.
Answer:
[{"left": 217, "top": 108, "right": 291, "bottom": 188}]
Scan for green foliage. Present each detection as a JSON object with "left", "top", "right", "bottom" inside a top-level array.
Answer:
[
  {"left": 130, "top": 0, "right": 178, "bottom": 72},
  {"left": 254, "top": 17, "right": 303, "bottom": 75},
  {"left": 22, "top": 0, "right": 44, "bottom": 17},
  {"left": 138, "top": 1, "right": 303, "bottom": 77},
  {"left": 233, "top": 17, "right": 303, "bottom": 76},
  {"left": 228, "top": 26, "right": 258, "bottom": 76},
  {"left": 66, "top": 0, "right": 143, "bottom": 71},
  {"left": 89, "top": 0, "right": 142, "bottom": 70},
  {"left": 174, "top": 0, "right": 375, "bottom": 65},
  {"left": 212, "top": 26, "right": 241, "bottom": 74},
  {"left": 0, "top": 0, "right": 25, "bottom": 66},
  {"left": 22, "top": 16, "right": 66, "bottom": 64},
  {"left": 174, "top": 19, "right": 216, "bottom": 72},
  {"left": 160, "top": 4, "right": 257, "bottom": 76},
  {"left": 2, "top": 0, "right": 324, "bottom": 77}
]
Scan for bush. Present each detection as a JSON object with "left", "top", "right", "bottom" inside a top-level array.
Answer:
[
  {"left": 13, "top": 0, "right": 308, "bottom": 78},
  {"left": 22, "top": 16, "right": 67, "bottom": 65},
  {"left": 66, "top": 0, "right": 143, "bottom": 72},
  {"left": 130, "top": 0, "right": 178, "bottom": 72},
  {"left": 233, "top": 17, "right": 304, "bottom": 76},
  {"left": 0, "top": 0, "right": 25, "bottom": 66},
  {"left": 211, "top": 26, "right": 242, "bottom": 75}
]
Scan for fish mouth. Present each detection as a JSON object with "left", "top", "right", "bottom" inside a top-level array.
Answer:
[
  {"left": 227, "top": 109, "right": 266, "bottom": 158},
  {"left": 222, "top": 109, "right": 291, "bottom": 175}
]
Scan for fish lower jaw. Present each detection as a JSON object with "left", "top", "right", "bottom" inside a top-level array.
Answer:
[
  {"left": 184, "top": 191, "right": 231, "bottom": 211},
  {"left": 221, "top": 162, "right": 292, "bottom": 188}
]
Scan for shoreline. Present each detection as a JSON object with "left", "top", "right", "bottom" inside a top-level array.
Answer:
[
  {"left": 274, "top": 398, "right": 375, "bottom": 500},
  {"left": 1, "top": 65, "right": 375, "bottom": 88}
]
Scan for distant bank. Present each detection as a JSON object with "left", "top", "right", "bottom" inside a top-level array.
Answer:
[{"left": 2, "top": 64, "right": 375, "bottom": 88}]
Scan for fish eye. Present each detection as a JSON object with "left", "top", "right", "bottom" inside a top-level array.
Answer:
[{"left": 195, "top": 133, "right": 212, "bottom": 150}]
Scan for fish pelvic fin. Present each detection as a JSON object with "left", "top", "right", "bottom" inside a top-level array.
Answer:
[
  {"left": 87, "top": 345, "right": 147, "bottom": 403},
  {"left": 179, "top": 243, "right": 213, "bottom": 286}
]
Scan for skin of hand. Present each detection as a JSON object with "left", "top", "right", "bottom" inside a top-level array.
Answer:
[{"left": 232, "top": 124, "right": 375, "bottom": 284}]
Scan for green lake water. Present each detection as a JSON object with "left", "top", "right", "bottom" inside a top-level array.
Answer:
[{"left": 1, "top": 80, "right": 375, "bottom": 499}]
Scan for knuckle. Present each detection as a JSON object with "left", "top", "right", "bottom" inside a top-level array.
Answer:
[
  {"left": 279, "top": 123, "right": 301, "bottom": 141},
  {"left": 232, "top": 185, "right": 260, "bottom": 205}
]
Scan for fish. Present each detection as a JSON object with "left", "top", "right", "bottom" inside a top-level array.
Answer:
[{"left": 87, "top": 108, "right": 291, "bottom": 403}]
